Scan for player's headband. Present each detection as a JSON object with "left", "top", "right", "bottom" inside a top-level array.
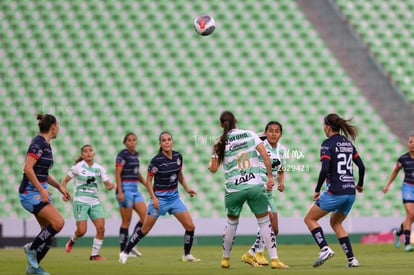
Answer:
[{"left": 324, "top": 116, "right": 340, "bottom": 132}]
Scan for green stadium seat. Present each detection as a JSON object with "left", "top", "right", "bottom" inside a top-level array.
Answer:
[
  {"left": 336, "top": 0, "right": 414, "bottom": 103},
  {"left": 0, "top": 0, "right": 407, "bottom": 219}
]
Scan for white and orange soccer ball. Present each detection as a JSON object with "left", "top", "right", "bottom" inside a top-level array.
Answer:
[{"left": 193, "top": 15, "right": 215, "bottom": 36}]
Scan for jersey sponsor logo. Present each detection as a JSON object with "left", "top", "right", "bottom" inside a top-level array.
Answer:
[
  {"left": 341, "top": 183, "right": 355, "bottom": 189},
  {"left": 177, "top": 158, "right": 181, "bottom": 166},
  {"left": 271, "top": 159, "right": 281, "bottom": 169},
  {"left": 226, "top": 133, "right": 249, "bottom": 144},
  {"left": 170, "top": 173, "right": 177, "bottom": 183},
  {"left": 151, "top": 167, "right": 158, "bottom": 174},
  {"left": 86, "top": 176, "right": 96, "bottom": 185},
  {"left": 339, "top": 175, "right": 354, "bottom": 182},
  {"left": 235, "top": 172, "right": 255, "bottom": 185},
  {"left": 229, "top": 141, "right": 248, "bottom": 151},
  {"left": 336, "top": 141, "right": 352, "bottom": 147}
]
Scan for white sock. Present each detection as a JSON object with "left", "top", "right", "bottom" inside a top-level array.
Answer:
[
  {"left": 223, "top": 219, "right": 239, "bottom": 258},
  {"left": 257, "top": 231, "right": 266, "bottom": 253},
  {"left": 91, "top": 238, "right": 103, "bottom": 256},
  {"left": 257, "top": 216, "right": 278, "bottom": 259},
  {"left": 249, "top": 228, "right": 265, "bottom": 255}
]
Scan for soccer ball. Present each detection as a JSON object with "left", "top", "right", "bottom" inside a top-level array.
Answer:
[{"left": 194, "top": 15, "right": 215, "bottom": 36}]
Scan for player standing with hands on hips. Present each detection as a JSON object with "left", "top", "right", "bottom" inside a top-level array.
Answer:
[
  {"left": 208, "top": 110, "right": 286, "bottom": 269},
  {"left": 19, "top": 114, "right": 70, "bottom": 275},
  {"left": 383, "top": 134, "right": 414, "bottom": 252},
  {"left": 304, "top": 113, "right": 365, "bottom": 268}
]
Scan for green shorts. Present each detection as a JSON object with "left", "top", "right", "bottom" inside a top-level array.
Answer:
[
  {"left": 225, "top": 184, "right": 268, "bottom": 217},
  {"left": 73, "top": 201, "right": 105, "bottom": 221},
  {"left": 265, "top": 191, "right": 278, "bottom": 213}
]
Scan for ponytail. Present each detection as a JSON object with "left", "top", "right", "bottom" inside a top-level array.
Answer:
[
  {"left": 37, "top": 114, "right": 57, "bottom": 133},
  {"left": 213, "top": 111, "right": 237, "bottom": 164},
  {"left": 324, "top": 113, "right": 358, "bottom": 141}
]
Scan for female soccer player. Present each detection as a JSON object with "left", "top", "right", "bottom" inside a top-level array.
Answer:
[
  {"left": 119, "top": 131, "right": 200, "bottom": 264},
  {"left": 61, "top": 144, "right": 115, "bottom": 260},
  {"left": 19, "top": 114, "right": 69, "bottom": 275},
  {"left": 242, "top": 121, "right": 288, "bottom": 268},
  {"left": 115, "top": 133, "right": 146, "bottom": 257},
  {"left": 383, "top": 134, "right": 414, "bottom": 252},
  {"left": 304, "top": 113, "right": 365, "bottom": 268},
  {"left": 208, "top": 110, "right": 285, "bottom": 269}
]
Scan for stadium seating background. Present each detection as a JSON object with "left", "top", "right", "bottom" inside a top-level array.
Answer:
[
  {"left": 0, "top": 0, "right": 408, "bottom": 220},
  {"left": 335, "top": 0, "right": 414, "bottom": 104}
]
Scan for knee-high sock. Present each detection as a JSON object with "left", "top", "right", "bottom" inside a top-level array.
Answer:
[
  {"left": 184, "top": 230, "right": 195, "bottom": 255},
  {"left": 222, "top": 219, "right": 238, "bottom": 258},
  {"left": 257, "top": 216, "right": 277, "bottom": 259},
  {"left": 396, "top": 223, "right": 403, "bottom": 236},
  {"left": 91, "top": 238, "right": 103, "bottom": 256},
  {"left": 30, "top": 225, "right": 58, "bottom": 250},
  {"left": 119, "top": 227, "right": 129, "bottom": 251},
  {"left": 133, "top": 221, "right": 143, "bottom": 233},
  {"left": 124, "top": 229, "right": 146, "bottom": 254},
  {"left": 339, "top": 236, "right": 354, "bottom": 259},
  {"left": 37, "top": 238, "right": 53, "bottom": 263},
  {"left": 249, "top": 228, "right": 265, "bottom": 255},
  {"left": 403, "top": 230, "right": 411, "bottom": 246},
  {"left": 311, "top": 227, "right": 328, "bottom": 249}
]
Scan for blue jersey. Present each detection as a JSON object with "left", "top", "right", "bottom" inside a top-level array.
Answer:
[
  {"left": 397, "top": 153, "right": 414, "bottom": 184},
  {"left": 19, "top": 135, "right": 54, "bottom": 193},
  {"left": 319, "top": 134, "right": 359, "bottom": 195},
  {"left": 115, "top": 149, "right": 140, "bottom": 182},
  {"left": 147, "top": 150, "right": 182, "bottom": 199}
]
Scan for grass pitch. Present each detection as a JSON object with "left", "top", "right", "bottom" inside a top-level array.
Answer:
[{"left": 2, "top": 243, "right": 414, "bottom": 274}]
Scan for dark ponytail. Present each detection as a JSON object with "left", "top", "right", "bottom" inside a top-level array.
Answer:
[
  {"left": 213, "top": 111, "right": 237, "bottom": 164},
  {"left": 324, "top": 113, "right": 358, "bottom": 141},
  {"left": 37, "top": 114, "right": 57, "bottom": 133}
]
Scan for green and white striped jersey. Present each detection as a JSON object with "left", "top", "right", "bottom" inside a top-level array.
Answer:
[
  {"left": 260, "top": 139, "right": 287, "bottom": 183},
  {"left": 67, "top": 160, "right": 109, "bottom": 205},
  {"left": 223, "top": 129, "right": 263, "bottom": 192}
]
